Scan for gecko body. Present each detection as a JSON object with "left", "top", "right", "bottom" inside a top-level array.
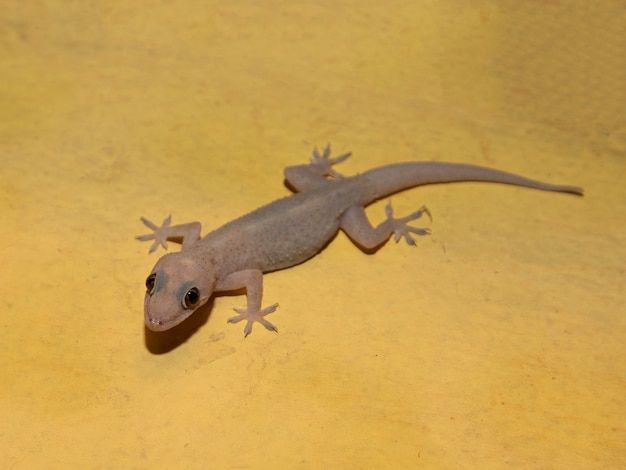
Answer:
[{"left": 138, "top": 146, "right": 583, "bottom": 335}]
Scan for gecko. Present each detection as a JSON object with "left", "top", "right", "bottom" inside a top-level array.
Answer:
[{"left": 137, "top": 145, "right": 583, "bottom": 336}]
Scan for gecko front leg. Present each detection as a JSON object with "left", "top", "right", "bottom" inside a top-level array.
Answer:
[
  {"left": 217, "top": 269, "right": 279, "bottom": 337},
  {"left": 136, "top": 215, "right": 202, "bottom": 253}
]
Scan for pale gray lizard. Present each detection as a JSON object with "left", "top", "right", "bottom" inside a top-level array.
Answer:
[{"left": 137, "top": 145, "right": 583, "bottom": 336}]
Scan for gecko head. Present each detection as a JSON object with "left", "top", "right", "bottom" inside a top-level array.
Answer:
[{"left": 143, "top": 252, "right": 215, "bottom": 331}]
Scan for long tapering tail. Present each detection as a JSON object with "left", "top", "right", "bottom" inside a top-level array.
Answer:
[{"left": 360, "top": 162, "right": 584, "bottom": 199}]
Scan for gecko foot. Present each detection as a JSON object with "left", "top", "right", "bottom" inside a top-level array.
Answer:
[
  {"left": 136, "top": 215, "right": 173, "bottom": 253},
  {"left": 385, "top": 201, "right": 432, "bottom": 246},
  {"left": 309, "top": 144, "right": 351, "bottom": 180},
  {"left": 228, "top": 303, "right": 279, "bottom": 337}
]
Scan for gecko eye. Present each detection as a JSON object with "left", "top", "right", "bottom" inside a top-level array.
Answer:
[
  {"left": 182, "top": 287, "right": 200, "bottom": 309},
  {"left": 145, "top": 273, "right": 157, "bottom": 294}
]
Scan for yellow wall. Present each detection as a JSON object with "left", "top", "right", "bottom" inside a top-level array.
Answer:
[{"left": 1, "top": 1, "right": 624, "bottom": 468}]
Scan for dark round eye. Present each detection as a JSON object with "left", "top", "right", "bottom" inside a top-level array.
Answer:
[
  {"left": 182, "top": 287, "right": 200, "bottom": 309},
  {"left": 146, "top": 273, "right": 157, "bottom": 294}
]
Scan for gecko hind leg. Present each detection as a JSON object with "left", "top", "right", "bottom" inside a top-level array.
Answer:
[
  {"left": 284, "top": 144, "right": 352, "bottom": 192},
  {"left": 340, "top": 201, "right": 432, "bottom": 250},
  {"left": 385, "top": 202, "right": 432, "bottom": 246},
  {"left": 309, "top": 144, "right": 352, "bottom": 180}
]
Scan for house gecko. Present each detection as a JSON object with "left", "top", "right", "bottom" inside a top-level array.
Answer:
[{"left": 137, "top": 145, "right": 583, "bottom": 336}]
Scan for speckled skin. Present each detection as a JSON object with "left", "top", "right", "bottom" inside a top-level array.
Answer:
[{"left": 137, "top": 146, "right": 583, "bottom": 336}]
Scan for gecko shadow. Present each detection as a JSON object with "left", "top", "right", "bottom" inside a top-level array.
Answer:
[
  {"left": 144, "top": 297, "right": 215, "bottom": 354},
  {"left": 143, "top": 288, "right": 265, "bottom": 354}
]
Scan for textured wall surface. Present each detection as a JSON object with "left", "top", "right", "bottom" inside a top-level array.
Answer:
[{"left": 1, "top": 1, "right": 624, "bottom": 468}]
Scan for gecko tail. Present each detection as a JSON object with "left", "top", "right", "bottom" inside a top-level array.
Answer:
[{"left": 361, "top": 162, "right": 584, "bottom": 199}]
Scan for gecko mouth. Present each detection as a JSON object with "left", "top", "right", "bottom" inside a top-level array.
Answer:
[{"left": 144, "top": 311, "right": 192, "bottom": 331}]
